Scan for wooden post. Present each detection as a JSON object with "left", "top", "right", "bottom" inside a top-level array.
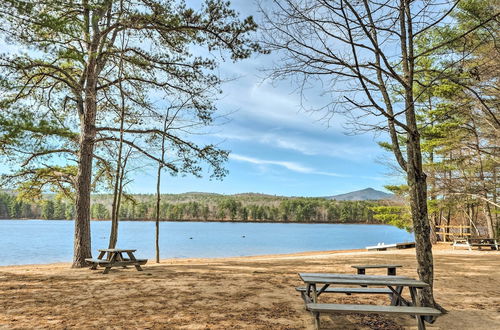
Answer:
[{"left": 314, "top": 312, "right": 320, "bottom": 330}]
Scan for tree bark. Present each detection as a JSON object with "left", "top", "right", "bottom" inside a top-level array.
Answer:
[
  {"left": 406, "top": 133, "right": 435, "bottom": 308},
  {"left": 399, "top": 0, "right": 437, "bottom": 309},
  {"left": 155, "top": 163, "right": 161, "bottom": 263},
  {"left": 155, "top": 115, "right": 168, "bottom": 263},
  {"left": 72, "top": 111, "right": 95, "bottom": 268},
  {"left": 73, "top": 41, "right": 98, "bottom": 267},
  {"left": 483, "top": 204, "right": 495, "bottom": 238},
  {"left": 108, "top": 34, "right": 127, "bottom": 250}
]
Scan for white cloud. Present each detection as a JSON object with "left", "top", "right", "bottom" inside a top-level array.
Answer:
[
  {"left": 229, "top": 153, "right": 346, "bottom": 177},
  {"left": 219, "top": 68, "right": 348, "bottom": 132},
  {"left": 213, "top": 128, "right": 379, "bottom": 161}
]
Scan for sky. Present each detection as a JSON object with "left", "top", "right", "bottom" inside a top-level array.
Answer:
[
  {"left": 126, "top": 2, "right": 401, "bottom": 197},
  {"left": 0, "top": 1, "right": 401, "bottom": 198}
]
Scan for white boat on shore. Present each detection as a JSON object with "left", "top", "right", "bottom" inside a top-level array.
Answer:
[{"left": 366, "top": 242, "right": 415, "bottom": 251}]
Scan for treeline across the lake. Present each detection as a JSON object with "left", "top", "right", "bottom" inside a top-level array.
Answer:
[
  {"left": 0, "top": 193, "right": 74, "bottom": 220},
  {"left": 0, "top": 192, "right": 396, "bottom": 224}
]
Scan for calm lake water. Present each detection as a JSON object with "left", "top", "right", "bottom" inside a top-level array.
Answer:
[{"left": 0, "top": 220, "right": 414, "bottom": 266}]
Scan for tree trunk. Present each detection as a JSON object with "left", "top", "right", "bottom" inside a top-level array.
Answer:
[
  {"left": 155, "top": 114, "right": 168, "bottom": 263},
  {"left": 483, "top": 204, "right": 495, "bottom": 238},
  {"left": 72, "top": 118, "right": 95, "bottom": 268},
  {"left": 108, "top": 33, "right": 127, "bottom": 249},
  {"left": 155, "top": 164, "right": 161, "bottom": 263},
  {"left": 400, "top": 0, "right": 437, "bottom": 309},
  {"left": 406, "top": 149, "right": 435, "bottom": 308},
  {"left": 73, "top": 56, "right": 98, "bottom": 267}
]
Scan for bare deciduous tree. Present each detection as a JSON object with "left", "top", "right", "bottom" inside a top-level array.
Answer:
[{"left": 259, "top": 0, "right": 496, "bottom": 308}]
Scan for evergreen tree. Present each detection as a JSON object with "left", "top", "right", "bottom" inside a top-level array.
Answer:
[
  {"left": 0, "top": 0, "right": 261, "bottom": 267},
  {"left": 41, "top": 200, "right": 55, "bottom": 220}
]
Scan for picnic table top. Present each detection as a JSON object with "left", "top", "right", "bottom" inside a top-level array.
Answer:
[
  {"left": 351, "top": 264, "right": 402, "bottom": 269},
  {"left": 299, "top": 273, "right": 409, "bottom": 279},
  {"left": 98, "top": 248, "right": 137, "bottom": 253},
  {"left": 468, "top": 238, "right": 497, "bottom": 242},
  {"left": 298, "top": 273, "right": 428, "bottom": 288}
]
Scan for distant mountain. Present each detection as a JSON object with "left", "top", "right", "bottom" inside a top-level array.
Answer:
[{"left": 325, "top": 188, "right": 394, "bottom": 201}]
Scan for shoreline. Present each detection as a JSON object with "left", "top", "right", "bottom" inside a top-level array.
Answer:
[
  {"left": 2, "top": 244, "right": 470, "bottom": 269},
  {"left": 0, "top": 247, "right": 369, "bottom": 268},
  {"left": 0, "top": 218, "right": 387, "bottom": 225}
]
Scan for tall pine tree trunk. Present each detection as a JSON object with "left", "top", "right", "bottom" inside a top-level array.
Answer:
[
  {"left": 72, "top": 104, "right": 96, "bottom": 268},
  {"left": 73, "top": 53, "right": 98, "bottom": 267}
]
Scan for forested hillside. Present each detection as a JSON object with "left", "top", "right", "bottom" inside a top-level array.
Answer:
[{"left": 0, "top": 192, "right": 396, "bottom": 224}]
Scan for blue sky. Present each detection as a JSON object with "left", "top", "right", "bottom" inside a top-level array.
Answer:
[
  {"left": 0, "top": 1, "right": 401, "bottom": 197},
  {"left": 121, "top": 2, "right": 399, "bottom": 197},
  {"left": 131, "top": 52, "right": 395, "bottom": 196}
]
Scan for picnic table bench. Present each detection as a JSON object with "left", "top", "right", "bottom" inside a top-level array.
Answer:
[
  {"left": 307, "top": 303, "right": 441, "bottom": 330},
  {"left": 85, "top": 249, "right": 147, "bottom": 274},
  {"left": 351, "top": 264, "right": 402, "bottom": 276},
  {"left": 298, "top": 273, "right": 441, "bottom": 330},
  {"left": 453, "top": 238, "right": 499, "bottom": 251}
]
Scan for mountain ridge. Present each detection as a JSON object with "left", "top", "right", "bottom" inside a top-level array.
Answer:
[
  {"left": 1, "top": 188, "right": 394, "bottom": 201},
  {"left": 324, "top": 188, "right": 394, "bottom": 201}
]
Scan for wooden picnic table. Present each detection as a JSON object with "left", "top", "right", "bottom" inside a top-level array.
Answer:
[
  {"left": 85, "top": 248, "right": 147, "bottom": 274},
  {"left": 453, "top": 238, "right": 499, "bottom": 251},
  {"left": 298, "top": 273, "right": 440, "bottom": 330},
  {"left": 351, "top": 264, "right": 402, "bottom": 276},
  {"left": 299, "top": 273, "right": 426, "bottom": 306}
]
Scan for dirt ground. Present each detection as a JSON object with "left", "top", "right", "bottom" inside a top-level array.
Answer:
[{"left": 0, "top": 244, "right": 499, "bottom": 329}]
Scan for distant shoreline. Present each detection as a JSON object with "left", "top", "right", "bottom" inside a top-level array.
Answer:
[{"left": 0, "top": 218, "right": 384, "bottom": 225}]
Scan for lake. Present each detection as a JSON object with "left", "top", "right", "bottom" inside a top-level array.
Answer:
[{"left": 0, "top": 220, "right": 414, "bottom": 266}]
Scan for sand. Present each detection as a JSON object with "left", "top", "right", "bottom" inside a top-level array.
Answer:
[{"left": 1, "top": 244, "right": 499, "bottom": 329}]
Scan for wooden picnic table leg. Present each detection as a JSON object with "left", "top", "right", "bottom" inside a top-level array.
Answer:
[
  {"left": 389, "top": 286, "right": 408, "bottom": 306},
  {"left": 126, "top": 251, "right": 143, "bottom": 271},
  {"left": 90, "top": 251, "right": 107, "bottom": 270},
  {"left": 417, "top": 315, "right": 426, "bottom": 330},
  {"left": 102, "top": 252, "right": 118, "bottom": 274},
  {"left": 317, "top": 284, "right": 330, "bottom": 297},
  {"left": 117, "top": 252, "right": 129, "bottom": 268},
  {"left": 301, "top": 283, "right": 313, "bottom": 305},
  {"left": 314, "top": 311, "right": 320, "bottom": 330},
  {"left": 311, "top": 284, "right": 318, "bottom": 303},
  {"left": 300, "top": 288, "right": 311, "bottom": 306},
  {"left": 357, "top": 268, "right": 368, "bottom": 287},
  {"left": 408, "top": 287, "right": 426, "bottom": 329}
]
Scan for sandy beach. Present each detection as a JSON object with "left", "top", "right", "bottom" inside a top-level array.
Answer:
[{"left": 1, "top": 244, "right": 499, "bottom": 329}]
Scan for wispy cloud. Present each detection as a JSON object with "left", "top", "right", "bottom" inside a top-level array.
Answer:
[
  {"left": 220, "top": 74, "right": 347, "bottom": 131},
  {"left": 213, "top": 128, "right": 379, "bottom": 161},
  {"left": 229, "top": 153, "right": 346, "bottom": 177}
]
